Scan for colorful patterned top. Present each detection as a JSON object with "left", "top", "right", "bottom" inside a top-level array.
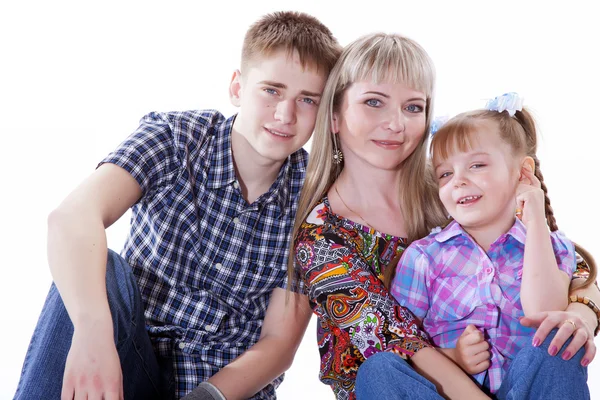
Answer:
[
  {"left": 293, "top": 197, "right": 431, "bottom": 400},
  {"left": 390, "top": 219, "right": 576, "bottom": 393}
]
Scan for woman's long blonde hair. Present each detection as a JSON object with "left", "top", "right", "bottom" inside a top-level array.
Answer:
[{"left": 287, "top": 33, "right": 448, "bottom": 291}]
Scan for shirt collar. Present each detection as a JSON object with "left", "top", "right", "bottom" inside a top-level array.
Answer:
[
  {"left": 434, "top": 218, "right": 526, "bottom": 245},
  {"left": 434, "top": 220, "right": 466, "bottom": 243},
  {"left": 206, "top": 114, "right": 303, "bottom": 212},
  {"left": 206, "top": 114, "right": 237, "bottom": 190},
  {"left": 505, "top": 218, "right": 527, "bottom": 245}
]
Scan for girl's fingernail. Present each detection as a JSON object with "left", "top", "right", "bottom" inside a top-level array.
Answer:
[
  {"left": 562, "top": 351, "right": 571, "bottom": 360},
  {"left": 532, "top": 337, "right": 540, "bottom": 347},
  {"left": 582, "top": 358, "right": 590, "bottom": 367},
  {"left": 549, "top": 345, "right": 558, "bottom": 356}
]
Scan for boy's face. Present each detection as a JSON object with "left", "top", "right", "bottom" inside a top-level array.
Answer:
[{"left": 230, "top": 50, "right": 327, "bottom": 163}]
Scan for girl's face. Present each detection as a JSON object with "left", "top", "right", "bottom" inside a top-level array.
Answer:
[
  {"left": 434, "top": 120, "right": 521, "bottom": 233},
  {"left": 333, "top": 81, "right": 427, "bottom": 172}
]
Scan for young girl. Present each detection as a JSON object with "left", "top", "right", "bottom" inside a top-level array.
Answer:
[{"left": 390, "top": 93, "right": 597, "bottom": 397}]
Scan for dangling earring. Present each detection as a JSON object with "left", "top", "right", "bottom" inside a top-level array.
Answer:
[{"left": 332, "top": 133, "right": 343, "bottom": 164}]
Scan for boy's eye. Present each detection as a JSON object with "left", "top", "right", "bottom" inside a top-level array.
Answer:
[
  {"left": 406, "top": 104, "right": 424, "bottom": 113},
  {"left": 300, "top": 97, "right": 317, "bottom": 105},
  {"left": 365, "top": 99, "right": 382, "bottom": 107},
  {"left": 264, "top": 88, "right": 278, "bottom": 95}
]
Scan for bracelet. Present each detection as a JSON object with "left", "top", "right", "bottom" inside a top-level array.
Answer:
[{"left": 569, "top": 295, "right": 600, "bottom": 336}]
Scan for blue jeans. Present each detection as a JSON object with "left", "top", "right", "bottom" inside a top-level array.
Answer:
[
  {"left": 354, "top": 330, "right": 589, "bottom": 400},
  {"left": 495, "top": 329, "right": 589, "bottom": 399},
  {"left": 355, "top": 352, "right": 444, "bottom": 400},
  {"left": 14, "top": 250, "right": 174, "bottom": 400}
]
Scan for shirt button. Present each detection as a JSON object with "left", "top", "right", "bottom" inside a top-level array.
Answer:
[
  {"left": 485, "top": 267, "right": 493, "bottom": 274},
  {"left": 487, "top": 304, "right": 495, "bottom": 310},
  {"left": 215, "top": 263, "right": 223, "bottom": 270},
  {"left": 233, "top": 217, "right": 240, "bottom": 224},
  {"left": 206, "top": 325, "right": 214, "bottom": 332},
  {"left": 233, "top": 181, "right": 239, "bottom": 189},
  {"left": 518, "top": 270, "right": 523, "bottom": 277},
  {"left": 178, "top": 342, "right": 186, "bottom": 350}
]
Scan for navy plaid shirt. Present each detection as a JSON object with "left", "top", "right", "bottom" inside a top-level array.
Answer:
[{"left": 100, "top": 110, "right": 307, "bottom": 399}]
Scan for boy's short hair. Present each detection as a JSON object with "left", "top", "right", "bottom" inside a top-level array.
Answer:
[{"left": 242, "top": 11, "right": 341, "bottom": 74}]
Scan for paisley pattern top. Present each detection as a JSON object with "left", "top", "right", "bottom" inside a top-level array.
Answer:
[{"left": 293, "top": 197, "right": 431, "bottom": 400}]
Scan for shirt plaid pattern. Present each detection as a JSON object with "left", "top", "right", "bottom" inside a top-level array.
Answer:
[
  {"left": 100, "top": 110, "right": 307, "bottom": 399},
  {"left": 390, "top": 219, "right": 576, "bottom": 393}
]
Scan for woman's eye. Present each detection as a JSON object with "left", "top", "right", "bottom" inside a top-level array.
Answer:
[
  {"left": 406, "top": 104, "right": 424, "bottom": 113},
  {"left": 366, "top": 99, "right": 382, "bottom": 107}
]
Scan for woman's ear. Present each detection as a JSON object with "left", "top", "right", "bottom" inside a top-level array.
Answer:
[{"left": 331, "top": 112, "right": 339, "bottom": 134}]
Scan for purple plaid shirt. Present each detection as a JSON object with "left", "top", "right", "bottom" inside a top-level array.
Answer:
[{"left": 390, "top": 219, "right": 576, "bottom": 393}]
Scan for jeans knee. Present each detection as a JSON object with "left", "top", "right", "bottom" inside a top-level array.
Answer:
[
  {"left": 357, "top": 352, "right": 395, "bottom": 383},
  {"left": 105, "top": 250, "right": 142, "bottom": 340}
]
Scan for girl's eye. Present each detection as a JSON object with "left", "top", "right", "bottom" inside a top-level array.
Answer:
[
  {"left": 471, "top": 163, "right": 486, "bottom": 169},
  {"left": 438, "top": 171, "right": 452, "bottom": 179},
  {"left": 366, "top": 99, "right": 382, "bottom": 107},
  {"left": 406, "top": 104, "right": 424, "bottom": 113}
]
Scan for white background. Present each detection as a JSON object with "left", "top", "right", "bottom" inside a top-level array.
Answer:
[{"left": 1, "top": 1, "right": 599, "bottom": 398}]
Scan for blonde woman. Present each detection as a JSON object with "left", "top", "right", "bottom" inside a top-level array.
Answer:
[{"left": 289, "top": 33, "right": 599, "bottom": 400}]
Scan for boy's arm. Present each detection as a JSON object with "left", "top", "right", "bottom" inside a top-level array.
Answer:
[
  {"left": 204, "top": 288, "right": 313, "bottom": 400},
  {"left": 48, "top": 163, "right": 142, "bottom": 399}
]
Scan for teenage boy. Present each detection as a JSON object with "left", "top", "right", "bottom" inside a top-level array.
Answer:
[{"left": 15, "top": 11, "right": 341, "bottom": 400}]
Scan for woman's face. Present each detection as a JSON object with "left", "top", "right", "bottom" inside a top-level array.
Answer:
[{"left": 333, "top": 81, "right": 427, "bottom": 172}]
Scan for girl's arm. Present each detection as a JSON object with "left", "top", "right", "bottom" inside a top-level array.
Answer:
[
  {"left": 518, "top": 165, "right": 571, "bottom": 314},
  {"left": 411, "top": 348, "right": 489, "bottom": 400}
]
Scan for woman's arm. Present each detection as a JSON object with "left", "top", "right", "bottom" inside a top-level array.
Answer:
[
  {"left": 521, "top": 258, "right": 599, "bottom": 365},
  {"left": 295, "top": 223, "right": 488, "bottom": 399}
]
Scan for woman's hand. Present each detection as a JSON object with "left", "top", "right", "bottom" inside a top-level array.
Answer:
[{"left": 520, "top": 310, "right": 595, "bottom": 366}]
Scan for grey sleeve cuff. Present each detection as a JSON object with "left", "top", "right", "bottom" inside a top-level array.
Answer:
[{"left": 181, "top": 381, "right": 227, "bottom": 400}]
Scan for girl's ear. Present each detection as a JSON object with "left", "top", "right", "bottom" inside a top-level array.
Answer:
[{"left": 519, "top": 156, "right": 535, "bottom": 182}]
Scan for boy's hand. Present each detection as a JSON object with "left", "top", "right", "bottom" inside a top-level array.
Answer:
[
  {"left": 61, "top": 325, "right": 123, "bottom": 400},
  {"left": 455, "top": 324, "right": 490, "bottom": 374},
  {"left": 515, "top": 164, "right": 544, "bottom": 227}
]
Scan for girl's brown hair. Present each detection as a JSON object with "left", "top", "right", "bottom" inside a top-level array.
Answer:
[{"left": 429, "top": 107, "right": 597, "bottom": 289}]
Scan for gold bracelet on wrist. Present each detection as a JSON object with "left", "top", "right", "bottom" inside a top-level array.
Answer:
[{"left": 569, "top": 295, "right": 600, "bottom": 336}]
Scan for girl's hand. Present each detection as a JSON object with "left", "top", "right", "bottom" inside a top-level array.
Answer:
[
  {"left": 520, "top": 310, "right": 596, "bottom": 366},
  {"left": 515, "top": 164, "right": 544, "bottom": 227},
  {"left": 455, "top": 324, "right": 491, "bottom": 374}
]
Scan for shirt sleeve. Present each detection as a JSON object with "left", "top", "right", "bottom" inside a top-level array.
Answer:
[
  {"left": 390, "top": 244, "right": 431, "bottom": 321},
  {"left": 550, "top": 230, "right": 577, "bottom": 277},
  {"left": 294, "top": 221, "right": 431, "bottom": 360},
  {"left": 98, "top": 112, "right": 181, "bottom": 200}
]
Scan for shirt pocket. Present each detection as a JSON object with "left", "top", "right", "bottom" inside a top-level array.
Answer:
[{"left": 429, "top": 275, "right": 480, "bottom": 322}]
